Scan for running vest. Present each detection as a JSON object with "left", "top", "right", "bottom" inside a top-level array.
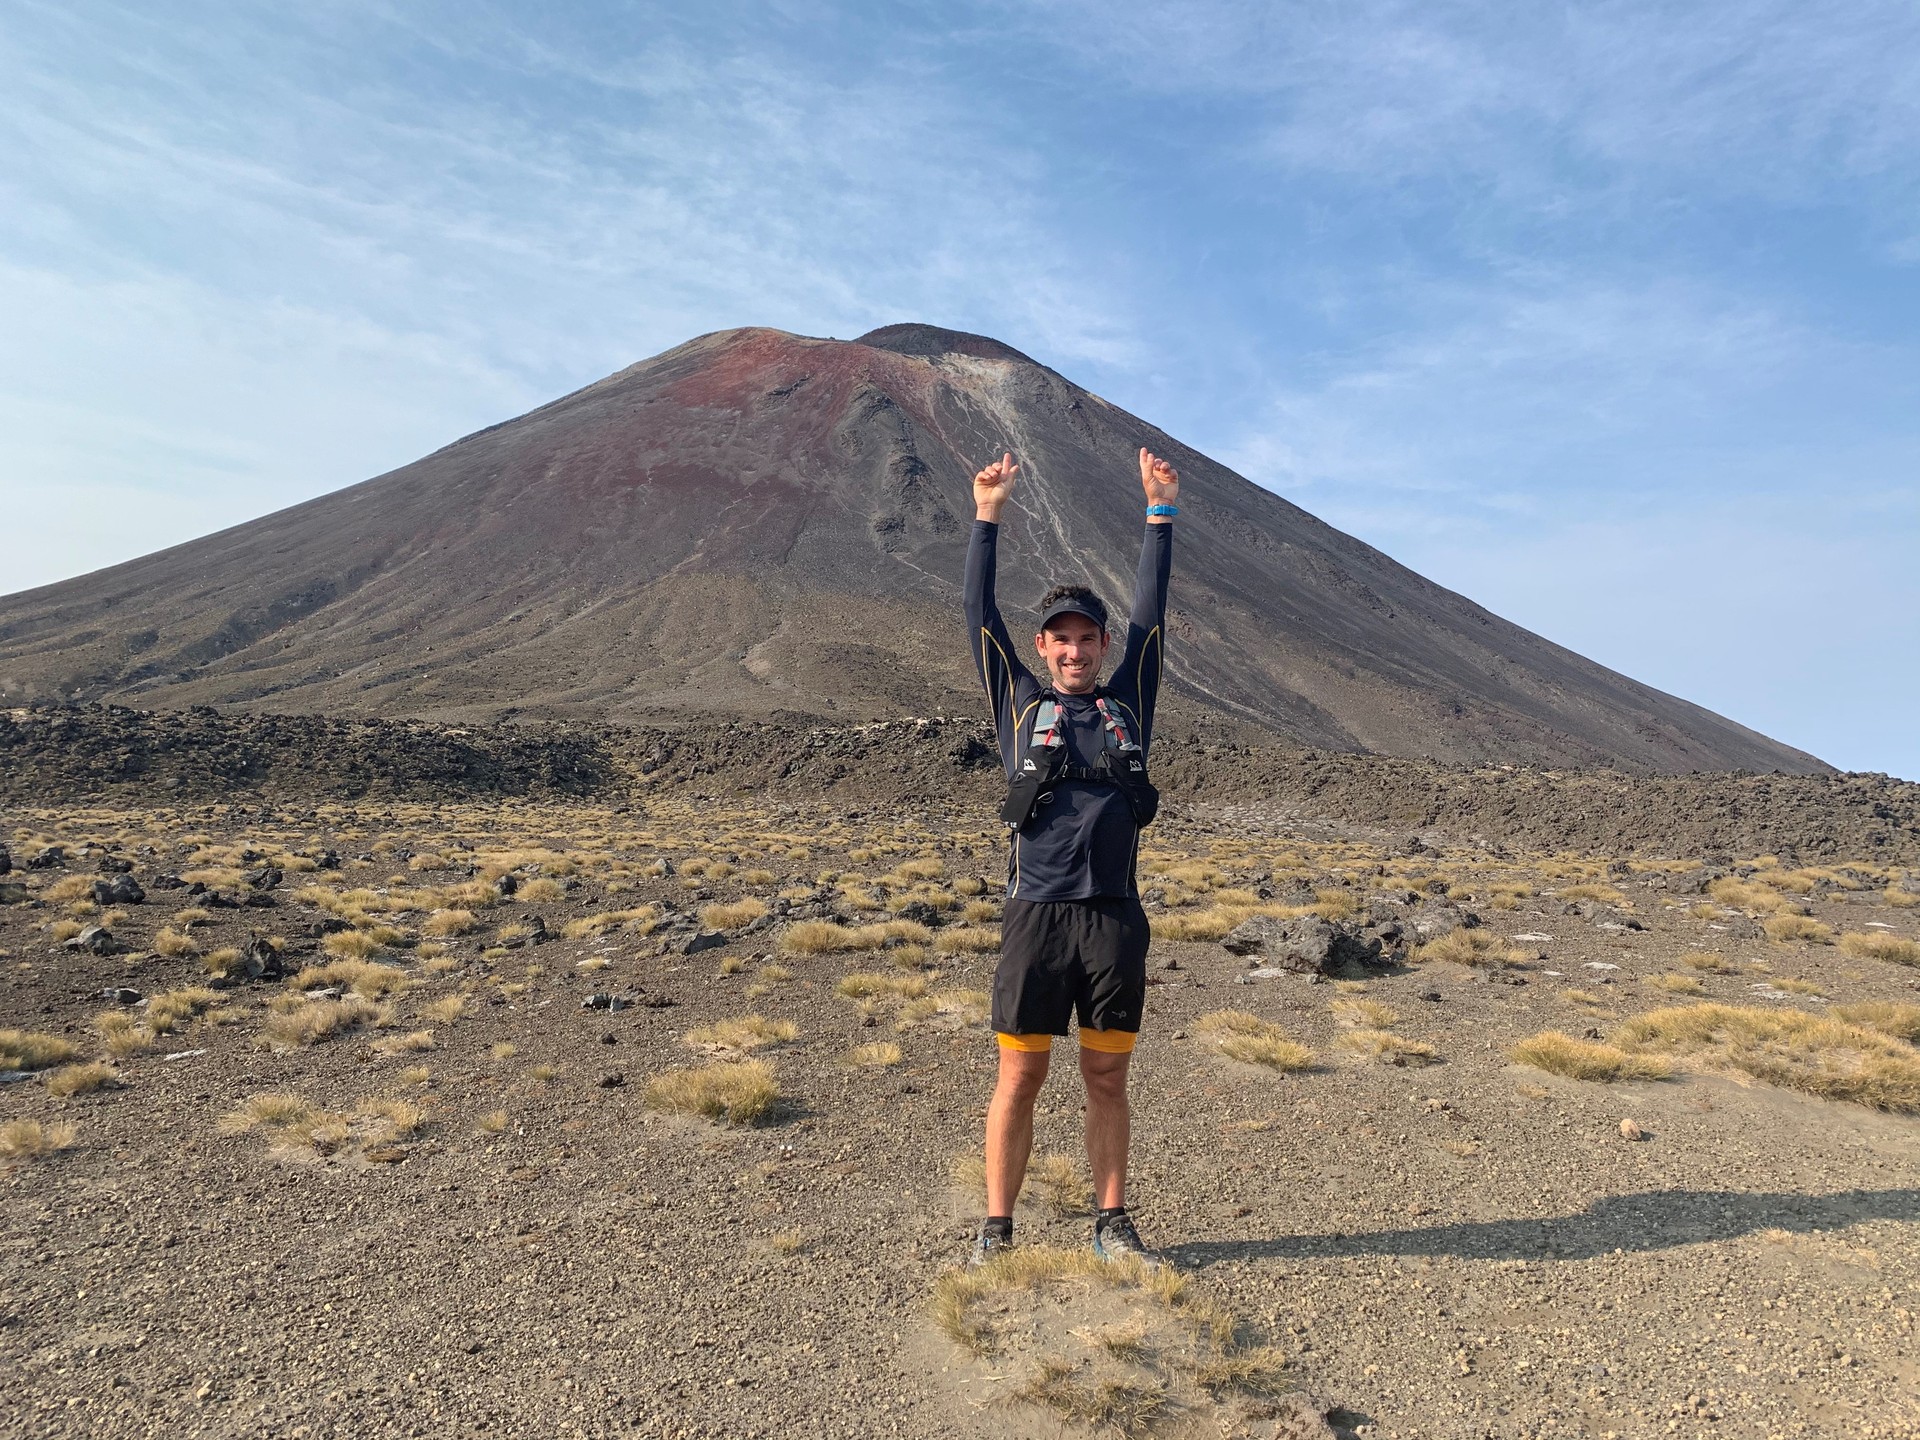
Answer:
[{"left": 998, "top": 689, "right": 1159, "bottom": 833}]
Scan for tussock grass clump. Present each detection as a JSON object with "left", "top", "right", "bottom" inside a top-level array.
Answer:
[
  {"left": 422, "top": 909, "right": 477, "bottom": 937},
  {"left": 1882, "top": 887, "right": 1920, "bottom": 910},
  {"left": 1015, "top": 1360, "right": 1168, "bottom": 1435},
  {"left": 0, "top": 1118, "right": 78, "bottom": 1160},
  {"left": 1148, "top": 906, "right": 1253, "bottom": 942},
  {"left": 1834, "top": 1002, "right": 1920, "bottom": 1043},
  {"left": 218, "top": 1091, "right": 317, "bottom": 1133},
  {"left": 0, "top": 1029, "right": 79, "bottom": 1072},
  {"left": 1612, "top": 1004, "right": 1920, "bottom": 1112},
  {"left": 1770, "top": 976, "right": 1826, "bottom": 996},
  {"left": 1194, "top": 1011, "right": 1315, "bottom": 1072},
  {"left": 172, "top": 906, "right": 213, "bottom": 928},
  {"left": 1413, "top": 928, "right": 1530, "bottom": 968},
  {"left": 518, "top": 877, "right": 566, "bottom": 902},
  {"left": 1682, "top": 951, "right": 1734, "bottom": 973},
  {"left": 560, "top": 906, "right": 658, "bottom": 940},
  {"left": 1338, "top": 1029, "right": 1437, "bottom": 1066},
  {"left": 1649, "top": 973, "right": 1707, "bottom": 994},
  {"left": 146, "top": 987, "right": 221, "bottom": 1034},
  {"left": 684, "top": 1015, "right": 798, "bottom": 1054},
  {"left": 153, "top": 927, "right": 199, "bottom": 958},
  {"left": 293, "top": 959, "right": 414, "bottom": 1000},
  {"left": 45, "top": 1061, "right": 120, "bottom": 1096},
  {"left": 420, "top": 995, "right": 468, "bottom": 1025},
  {"left": 933, "top": 925, "right": 1001, "bottom": 954},
  {"left": 1709, "top": 877, "right": 1793, "bottom": 916},
  {"left": 1838, "top": 931, "right": 1920, "bottom": 966},
  {"left": 257, "top": 996, "right": 387, "bottom": 1050},
  {"left": 376, "top": 1030, "right": 437, "bottom": 1055},
  {"left": 1764, "top": 915, "right": 1834, "bottom": 945},
  {"left": 319, "top": 929, "right": 387, "bottom": 961},
  {"left": 1330, "top": 998, "right": 1400, "bottom": 1029},
  {"left": 1559, "top": 882, "right": 1626, "bottom": 905},
  {"left": 836, "top": 972, "right": 930, "bottom": 1001},
  {"left": 1510, "top": 1031, "right": 1673, "bottom": 1083},
  {"left": 842, "top": 1041, "right": 903, "bottom": 1068},
  {"left": 95, "top": 1012, "right": 157, "bottom": 1058},
  {"left": 895, "top": 989, "right": 991, "bottom": 1029},
  {"left": 700, "top": 898, "right": 769, "bottom": 931},
  {"left": 475, "top": 1110, "right": 509, "bottom": 1135},
  {"left": 644, "top": 1060, "right": 779, "bottom": 1125},
  {"left": 1027, "top": 1152, "right": 1090, "bottom": 1216},
  {"left": 358, "top": 1095, "right": 427, "bottom": 1141}
]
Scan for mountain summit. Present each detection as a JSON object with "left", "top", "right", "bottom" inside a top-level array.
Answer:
[{"left": 0, "top": 324, "right": 1822, "bottom": 774}]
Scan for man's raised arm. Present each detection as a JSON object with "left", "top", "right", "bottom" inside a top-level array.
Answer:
[
  {"left": 964, "top": 453, "right": 1034, "bottom": 773},
  {"left": 1115, "top": 448, "right": 1178, "bottom": 750}
]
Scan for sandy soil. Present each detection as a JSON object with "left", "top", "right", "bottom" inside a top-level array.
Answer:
[{"left": 3, "top": 797, "right": 1918, "bottom": 1439}]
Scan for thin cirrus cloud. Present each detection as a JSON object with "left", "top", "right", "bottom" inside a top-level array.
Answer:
[{"left": 1, "top": 0, "right": 1916, "bottom": 776}]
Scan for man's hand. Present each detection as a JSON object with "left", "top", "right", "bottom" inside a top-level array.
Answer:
[
  {"left": 974, "top": 452, "right": 1018, "bottom": 521},
  {"left": 1140, "top": 448, "right": 1179, "bottom": 519}
]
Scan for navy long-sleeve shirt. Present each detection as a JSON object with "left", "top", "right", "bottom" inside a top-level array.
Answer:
[{"left": 964, "top": 518, "right": 1172, "bottom": 901}]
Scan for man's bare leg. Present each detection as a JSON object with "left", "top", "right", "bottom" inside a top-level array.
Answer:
[
  {"left": 1079, "top": 1046, "right": 1132, "bottom": 1209},
  {"left": 985, "top": 1046, "right": 1051, "bottom": 1216}
]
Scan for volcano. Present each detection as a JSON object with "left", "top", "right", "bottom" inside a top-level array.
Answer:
[{"left": 0, "top": 323, "right": 1822, "bottom": 774}]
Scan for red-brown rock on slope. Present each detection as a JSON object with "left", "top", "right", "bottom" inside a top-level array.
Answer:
[{"left": 0, "top": 323, "right": 1824, "bottom": 774}]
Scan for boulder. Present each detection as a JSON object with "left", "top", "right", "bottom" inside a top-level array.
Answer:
[
  {"left": 891, "top": 899, "right": 942, "bottom": 927},
  {"left": 680, "top": 930, "right": 727, "bottom": 956},
  {"left": 239, "top": 935, "right": 285, "bottom": 980},
  {"left": 91, "top": 874, "right": 146, "bottom": 906},
  {"left": 95, "top": 853, "right": 134, "bottom": 874},
  {"left": 1221, "top": 913, "right": 1385, "bottom": 975},
  {"left": 0, "top": 843, "right": 9, "bottom": 875},
  {"left": 1407, "top": 899, "right": 1477, "bottom": 942},
  {"left": 0, "top": 881, "right": 28, "bottom": 906},
  {"left": 26, "top": 845, "right": 67, "bottom": 869},
  {"left": 65, "top": 925, "right": 122, "bottom": 955}
]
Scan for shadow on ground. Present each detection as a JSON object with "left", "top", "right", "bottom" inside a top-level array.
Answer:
[{"left": 1166, "top": 1188, "right": 1920, "bottom": 1267}]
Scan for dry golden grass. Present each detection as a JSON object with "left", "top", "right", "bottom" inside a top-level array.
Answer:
[
  {"left": 1338, "top": 1029, "right": 1437, "bottom": 1065},
  {"left": 700, "top": 898, "right": 769, "bottom": 930},
  {"left": 1838, "top": 931, "right": 1920, "bottom": 966},
  {"left": 1148, "top": 906, "right": 1253, "bottom": 942},
  {"left": 1510, "top": 1032, "right": 1674, "bottom": 1083},
  {"left": 1559, "top": 882, "right": 1626, "bottom": 905},
  {"left": 684, "top": 1015, "right": 798, "bottom": 1054},
  {"left": 1649, "top": 973, "right": 1707, "bottom": 994},
  {"left": 1561, "top": 988, "right": 1608, "bottom": 1006},
  {"left": 953, "top": 875, "right": 987, "bottom": 896},
  {"left": 1015, "top": 1360, "right": 1168, "bottom": 1435},
  {"left": 740, "top": 869, "right": 778, "bottom": 886},
  {"left": 475, "top": 1109, "right": 509, "bottom": 1134},
  {"left": 95, "top": 1012, "right": 157, "bottom": 1059},
  {"left": 1770, "top": 976, "right": 1827, "bottom": 996},
  {"left": 1330, "top": 998, "right": 1400, "bottom": 1028},
  {"left": 376, "top": 1030, "right": 437, "bottom": 1055},
  {"left": 895, "top": 989, "right": 991, "bottom": 1029},
  {"left": 422, "top": 908, "right": 477, "bottom": 937},
  {"left": 961, "top": 899, "right": 1000, "bottom": 925},
  {"left": 48, "top": 918, "right": 85, "bottom": 942},
  {"left": 933, "top": 925, "right": 1001, "bottom": 954},
  {"left": 293, "top": 958, "right": 414, "bottom": 1000},
  {"left": 517, "top": 877, "right": 566, "bottom": 902},
  {"left": 153, "top": 926, "right": 199, "bottom": 958},
  {"left": 218, "top": 1091, "right": 317, "bottom": 1134},
  {"left": 1194, "top": 1011, "right": 1315, "bottom": 1072},
  {"left": 146, "top": 987, "right": 221, "bottom": 1034},
  {"left": 358, "top": 1095, "right": 428, "bottom": 1141},
  {"left": 1882, "top": 887, "right": 1920, "bottom": 909},
  {"left": 1708, "top": 877, "right": 1793, "bottom": 916},
  {"left": 0, "top": 1029, "right": 79, "bottom": 1072},
  {"left": 1764, "top": 914, "right": 1834, "bottom": 945},
  {"left": 1682, "top": 951, "right": 1734, "bottom": 973},
  {"left": 256, "top": 996, "right": 387, "bottom": 1050},
  {"left": 644, "top": 1060, "right": 779, "bottom": 1125},
  {"left": 420, "top": 995, "right": 468, "bottom": 1025},
  {"left": 836, "top": 972, "right": 930, "bottom": 1002},
  {"left": 842, "top": 1041, "right": 903, "bottom": 1068},
  {"left": 398, "top": 1064, "right": 432, "bottom": 1085},
  {"left": 1413, "top": 928, "right": 1531, "bottom": 968},
  {"left": 1833, "top": 1002, "right": 1920, "bottom": 1043},
  {"left": 44, "top": 1061, "right": 120, "bottom": 1096},
  {"left": 172, "top": 906, "right": 212, "bottom": 928},
  {"left": 0, "top": 1118, "right": 77, "bottom": 1160},
  {"left": 1613, "top": 1004, "right": 1920, "bottom": 1112},
  {"left": 1027, "top": 1152, "right": 1091, "bottom": 1216}
]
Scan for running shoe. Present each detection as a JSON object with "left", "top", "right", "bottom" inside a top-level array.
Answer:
[
  {"left": 1092, "top": 1210, "right": 1160, "bottom": 1269},
  {"left": 968, "top": 1221, "right": 1014, "bottom": 1269}
]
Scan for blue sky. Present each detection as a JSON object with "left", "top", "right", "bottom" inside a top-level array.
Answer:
[{"left": 3, "top": 1, "right": 1916, "bottom": 777}]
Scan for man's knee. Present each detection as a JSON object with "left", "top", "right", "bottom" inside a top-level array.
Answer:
[
  {"left": 1078, "top": 1039, "right": 1133, "bottom": 1101},
  {"left": 994, "top": 1040, "right": 1052, "bottom": 1102}
]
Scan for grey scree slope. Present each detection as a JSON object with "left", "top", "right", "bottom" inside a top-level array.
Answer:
[{"left": 0, "top": 322, "right": 1823, "bottom": 776}]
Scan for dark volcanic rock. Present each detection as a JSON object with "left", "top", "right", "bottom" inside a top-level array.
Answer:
[
  {"left": 91, "top": 874, "right": 146, "bottom": 906},
  {"left": 1221, "top": 914, "right": 1387, "bottom": 975}
]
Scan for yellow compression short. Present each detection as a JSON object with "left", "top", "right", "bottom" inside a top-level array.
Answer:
[{"left": 996, "top": 1029, "right": 1138, "bottom": 1055}]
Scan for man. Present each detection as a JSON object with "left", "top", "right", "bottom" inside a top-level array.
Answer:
[{"left": 962, "top": 445, "right": 1179, "bottom": 1267}]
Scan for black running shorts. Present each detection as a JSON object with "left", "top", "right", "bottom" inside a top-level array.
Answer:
[{"left": 992, "top": 896, "right": 1150, "bottom": 1037}]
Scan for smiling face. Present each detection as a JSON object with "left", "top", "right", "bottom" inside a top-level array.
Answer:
[{"left": 1034, "top": 613, "right": 1110, "bottom": 694}]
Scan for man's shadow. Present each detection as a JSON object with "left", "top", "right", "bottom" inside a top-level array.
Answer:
[{"left": 1165, "top": 1187, "right": 1920, "bottom": 1267}]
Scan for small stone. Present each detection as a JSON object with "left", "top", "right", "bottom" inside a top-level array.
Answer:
[
  {"left": 680, "top": 930, "right": 727, "bottom": 956},
  {"left": 598, "top": 1072, "right": 625, "bottom": 1088},
  {"left": 600, "top": 1032, "right": 618, "bottom": 1045},
  {"left": 1619, "top": 1118, "right": 1646, "bottom": 1141},
  {"left": 1418, "top": 989, "right": 1442, "bottom": 1002}
]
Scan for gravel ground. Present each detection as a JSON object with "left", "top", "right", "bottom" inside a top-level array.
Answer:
[{"left": 3, "top": 799, "right": 1918, "bottom": 1439}]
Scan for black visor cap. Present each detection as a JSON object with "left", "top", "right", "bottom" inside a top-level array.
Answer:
[{"left": 1037, "top": 596, "right": 1108, "bottom": 633}]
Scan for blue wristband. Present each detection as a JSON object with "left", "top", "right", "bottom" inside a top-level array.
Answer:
[{"left": 1147, "top": 503, "right": 1178, "bottom": 516}]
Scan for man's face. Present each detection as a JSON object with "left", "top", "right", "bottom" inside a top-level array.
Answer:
[{"left": 1034, "top": 614, "right": 1109, "bottom": 694}]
